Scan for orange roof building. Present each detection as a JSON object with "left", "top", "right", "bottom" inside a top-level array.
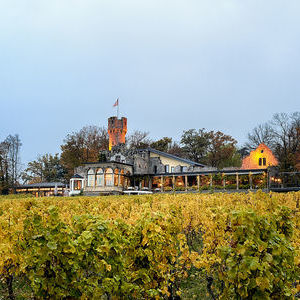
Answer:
[{"left": 241, "top": 143, "right": 278, "bottom": 169}]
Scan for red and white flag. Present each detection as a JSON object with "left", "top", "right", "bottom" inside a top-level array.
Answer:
[{"left": 113, "top": 98, "right": 119, "bottom": 107}]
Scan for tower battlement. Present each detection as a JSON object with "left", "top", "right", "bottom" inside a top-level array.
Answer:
[{"left": 108, "top": 116, "right": 127, "bottom": 150}]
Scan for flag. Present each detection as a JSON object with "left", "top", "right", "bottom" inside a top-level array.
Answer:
[{"left": 113, "top": 98, "right": 119, "bottom": 107}]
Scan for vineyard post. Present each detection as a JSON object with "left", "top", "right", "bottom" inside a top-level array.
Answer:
[
  {"left": 149, "top": 176, "right": 152, "bottom": 190},
  {"left": 160, "top": 176, "right": 163, "bottom": 192},
  {"left": 236, "top": 173, "right": 239, "bottom": 190},
  {"left": 222, "top": 173, "right": 226, "bottom": 190},
  {"left": 210, "top": 174, "right": 213, "bottom": 188},
  {"left": 249, "top": 172, "right": 252, "bottom": 190},
  {"left": 197, "top": 175, "right": 200, "bottom": 191},
  {"left": 172, "top": 175, "right": 175, "bottom": 191},
  {"left": 185, "top": 175, "right": 188, "bottom": 191},
  {"left": 267, "top": 169, "right": 271, "bottom": 191}
]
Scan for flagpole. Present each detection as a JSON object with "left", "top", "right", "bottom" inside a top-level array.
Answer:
[{"left": 117, "top": 99, "right": 119, "bottom": 119}]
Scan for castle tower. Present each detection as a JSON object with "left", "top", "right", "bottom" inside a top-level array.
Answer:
[{"left": 108, "top": 116, "right": 127, "bottom": 150}]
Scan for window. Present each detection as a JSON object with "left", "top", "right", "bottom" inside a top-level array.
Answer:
[
  {"left": 165, "top": 165, "right": 169, "bottom": 173},
  {"left": 258, "top": 158, "right": 262, "bottom": 166},
  {"left": 87, "top": 169, "right": 95, "bottom": 187},
  {"left": 261, "top": 150, "right": 264, "bottom": 153},
  {"left": 96, "top": 169, "right": 104, "bottom": 186},
  {"left": 171, "top": 167, "right": 174, "bottom": 173},
  {"left": 105, "top": 168, "right": 113, "bottom": 186},
  {"left": 119, "top": 169, "right": 125, "bottom": 186},
  {"left": 74, "top": 180, "right": 82, "bottom": 190},
  {"left": 263, "top": 158, "right": 266, "bottom": 166},
  {"left": 115, "top": 155, "right": 121, "bottom": 162},
  {"left": 181, "top": 166, "right": 187, "bottom": 172},
  {"left": 114, "top": 169, "right": 119, "bottom": 186},
  {"left": 154, "top": 166, "right": 157, "bottom": 174}
]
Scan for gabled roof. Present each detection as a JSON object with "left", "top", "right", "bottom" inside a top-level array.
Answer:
[
  {"left": 140, "top": 148, "right": 206, "bottom": 167},
  {"left": 71, "top": 174, "right": 84, "bottom": 179}
]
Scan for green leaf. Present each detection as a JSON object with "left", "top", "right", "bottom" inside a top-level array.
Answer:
[{"left": 47, "top": 241, "right": 57, "bottom": 250}]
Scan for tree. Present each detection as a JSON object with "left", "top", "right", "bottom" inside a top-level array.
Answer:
[
  {"left": 167, "top": 141, "right": 185, "bottom": 158},
  {"left": 127, "top": 130, "right": 152, "bottom": 149},
  {"left": 150, "top": 137, "right": 172, "bottom": 152},
  {"left": 246, "top": 112, "right": 300, "bottom": 171},
  {"left": 238, "top": 147, "right": 250, "bottom": 158},
  {"left": 0, "top": 141, "right": 10, "bottom": 194},
  {"left": 0, "top": 134, "right": 22, "bottom": 194},
  {"left": 245, "top": 123, "right": 274, "bottom": 150},
  {"left": 6, "top": 134, "right": 22, "bottom": 189},
  {"left": 180, "top": 129, "right": 211, "bottom": 163},
  {"left": 271, "top": 112, "right": 300, "bottom": 171},
  {"left": 23, "top": 153, "right": 66, "bottom": 184},
  {"left": 206, "top": 131, "right": 241, "bottom": 169},
  {"left": 60, "top": 126, "right": 108, "bottom": 179}
]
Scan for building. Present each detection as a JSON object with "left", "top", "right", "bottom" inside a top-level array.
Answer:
[
  {"left": 70, "top": 115, "right": 277, "bottom": 195},
  {"left": 241, "top": 143, "right": 278, "bottom": 169},
  {"left": 108, "top": 116, "right": 127, "bottom": 150},
  {"left": 16, "top": 182, "right": 67, "bottom": 197}
]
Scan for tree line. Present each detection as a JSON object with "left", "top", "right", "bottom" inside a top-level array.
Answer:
[{"left": 1, "top": 111, "right": 300, "bottom": 193}]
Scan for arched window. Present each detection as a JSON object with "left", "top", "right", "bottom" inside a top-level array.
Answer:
[
  {"left": 119, "top": 169, "right": 125, "bottom": 186},
  {"left": 105, "top": 168, "right": 113, "bottom": 186},
  {"left": 125, "top": 171, "right": 131, "bottom": 188},
  {"left": 96, "top": 168, "right": 104, "bottom": 186},
  {"left": 87, "top": 169, "right": 95, "bottom": 187},
  {"left": 114, "top": 169, "right": 119, "bottom": 186}
]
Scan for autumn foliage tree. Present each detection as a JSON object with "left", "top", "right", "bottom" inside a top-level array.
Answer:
[
  {"left": 180, "top": 129, "right": 211, "bottom": 163},
  {"left": 22, "top": 153, "right": 66, "bottom": 184},
  {"left": 60, "top": 126, "right": 108, "bottom": 179},
  {"left": 180, "top": 129, "right": 241, "bottom": 167},
  {"left": 206, "top": 131, "right": 241, "bottom": 169}
]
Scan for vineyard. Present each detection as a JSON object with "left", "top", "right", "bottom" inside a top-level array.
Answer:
[{"left": 0, "top": 191, "right": 299, "bottom": 299}]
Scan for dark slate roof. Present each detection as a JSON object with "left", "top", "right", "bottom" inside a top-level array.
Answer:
[
  {"left": 142, "top": 148, "right": 206, "bottom": 167},
  {"left": 83, "top": 161, "right": 133, "bottom": 166},
  {"left": 71, "top": 174, "right": 84, "bottom": 179},
  {"left": 18, "top": 182, "right": 66, "bottom": 188}
]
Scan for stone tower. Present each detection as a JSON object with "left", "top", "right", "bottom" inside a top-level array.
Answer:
[{"left": 108, "top": 116, "right": 127, "bottom": 150}]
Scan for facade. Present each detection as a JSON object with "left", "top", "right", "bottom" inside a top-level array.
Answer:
[
  {"left": 241, "top": 143, "right": 278, "bottom": 169},
  {"left": 70, "top": 116, "right": 278, "bottom": 196},
  {"left": 70, "top": 146, "right": 205, "bottom": 195}
]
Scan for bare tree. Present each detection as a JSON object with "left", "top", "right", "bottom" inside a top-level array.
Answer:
[
  {"left": 127, "top": 130, "right": 152, "bottom": 149},
  {"left": 271, "top": 112, "right": 300, "bottom": 171},
  {"left": 0, "top": 134, "right": 22, "bottom": 193},
  {"left": 6, "top": 134, "right": 22, "bottom": 189},
  {"left": 245, "top": 123, "right": 274, "bottom": 150}
]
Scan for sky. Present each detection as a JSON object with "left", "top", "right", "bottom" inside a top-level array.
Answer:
[{"left": 0, "top": 0, "right": 300, "bottom": 168}]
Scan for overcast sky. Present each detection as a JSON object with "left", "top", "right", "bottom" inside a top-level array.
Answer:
[{"left": 0, "top": 0, "right": 299, "bottom": 167}]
